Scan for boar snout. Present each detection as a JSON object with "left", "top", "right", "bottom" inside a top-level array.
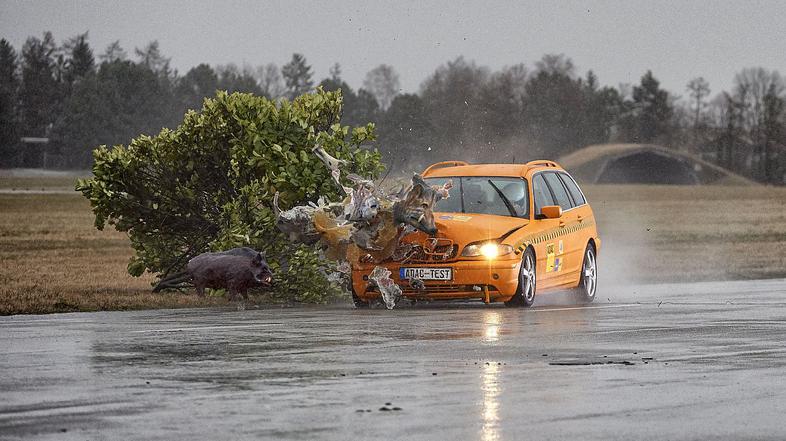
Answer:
[
  {"left": 255, "top": 268, "right": 273, "bottom": 286},
  {"left": 251, "top": 252, "right": 274, "bottom": 286}
]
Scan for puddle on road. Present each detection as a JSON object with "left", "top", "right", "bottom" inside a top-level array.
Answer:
[{"left": 549, "top": 360, "right": 636, "bottom": 366}]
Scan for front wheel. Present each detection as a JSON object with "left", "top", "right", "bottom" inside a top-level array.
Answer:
[
  {"left": 573, "top": 243, "right": 598, "bottom": 303},
  {"left": 505, "top": 248, "right": 536, "bottom": 308},
  {"left": 350, "top": 283, "right": 370, "bottom": 308}
]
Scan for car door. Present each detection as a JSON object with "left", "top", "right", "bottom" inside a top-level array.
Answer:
[
  {"left": 557, "top": 171, "right": 594, "bottom": 279},
  {"left": 541, "top": 171, "right": 580, "bottom": 287},
  {"left": 530, "top": 173, "right": 562, "bottom": 288}
]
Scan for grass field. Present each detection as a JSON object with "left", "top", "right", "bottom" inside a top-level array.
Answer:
[
  {"left": 585, "top": 185, "right": 786, "bottom": 286},
  {"left": 0, "top": 191, "right": 232, "bottom": 315},
  {"left": 1, "top": 178, "right": 785, "bottom": 315},
  {"left": 0, "top": 170, "right": 86, "bottom": 192}
]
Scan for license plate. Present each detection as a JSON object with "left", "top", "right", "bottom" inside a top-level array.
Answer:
[{"left": 399, "top": 267, "right": 453, "bottom": 281}]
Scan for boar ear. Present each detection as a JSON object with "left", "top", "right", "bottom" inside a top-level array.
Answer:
[
  {"left": 408, "top": 174, "right": 425, "bottom": 198},
  {"left": 411, "top": 173, "right": 427, "bottom": 188},
  {"left": 252, "top": 253, "right": 263, "bottom": 266}
]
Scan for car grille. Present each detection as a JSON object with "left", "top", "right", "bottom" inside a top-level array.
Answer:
[
  {"left": 405, "top": 244, "right": 458, "bottom": 263},
  {"left": 397, "top": 237, "right": 459, "bottom": 263},
  {"left": 402, "top": 284, "right": 473, "bottom": 295},
  {"left": 366, "top": 284, "right": 498, "bottom": 296}
]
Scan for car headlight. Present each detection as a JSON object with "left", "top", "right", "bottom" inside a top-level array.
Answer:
[{"left": 461, "top": 241, "right": 514, "bottom": 259}]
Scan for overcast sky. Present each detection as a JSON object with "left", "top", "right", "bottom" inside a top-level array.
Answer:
[{"left": 2, "top": 0, "right": 784, "bottom": 100}]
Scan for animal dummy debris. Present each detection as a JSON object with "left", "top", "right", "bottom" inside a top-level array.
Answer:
[{"left": 273, "top": 145, "right": 452, "bottom": 309}]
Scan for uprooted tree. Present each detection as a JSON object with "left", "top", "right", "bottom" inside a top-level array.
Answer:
[{"left": 77, "top": 88, "right": 384, "bottom": 302}]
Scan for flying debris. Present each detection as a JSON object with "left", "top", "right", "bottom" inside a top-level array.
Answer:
[
  {"left": 273, "top": 145, "right": 452, "bottom": 309},
  {"left": 368, "top": 266, "right": 402, "bottom": 309},
  {"left": 313, "top": 144, "right": 351, "bottom": 193}
]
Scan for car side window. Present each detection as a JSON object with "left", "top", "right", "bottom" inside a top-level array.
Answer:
[
  {"left": 558, "top": 172, "right": 586, "bottom": 206},
  {"left": 543, "top": 172, "right": 573, "bottom": 211},
  {"left": 532, "top": 174, "right": 555, "bottom": 216}
]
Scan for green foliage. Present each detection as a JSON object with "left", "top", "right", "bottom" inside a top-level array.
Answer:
[
  {"left": 77, "top": 88, "right": 383, "bottom": 302},
  {"left": 0, "top": 39, "right": 19, "bottom": 165}
]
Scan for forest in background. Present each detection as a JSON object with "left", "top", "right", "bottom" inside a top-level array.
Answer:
[{"left": 1, "top": 32, "right": 785, "bottom": 184}]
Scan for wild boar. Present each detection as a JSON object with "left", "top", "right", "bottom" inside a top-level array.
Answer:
[
  {"left": 153, "top": 248, "right": 272, "bottom": 300},
  {"left": 188, "top": 250, "right": 272, "bottom": 300}
]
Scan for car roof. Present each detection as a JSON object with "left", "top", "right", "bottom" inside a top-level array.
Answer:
[{"left": 422, "top": 160, "right": 565, "bottom": 178}]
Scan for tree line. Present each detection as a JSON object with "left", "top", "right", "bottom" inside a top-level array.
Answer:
[{"left": 1, "top": 32, "right": 785, "bottom": 184}]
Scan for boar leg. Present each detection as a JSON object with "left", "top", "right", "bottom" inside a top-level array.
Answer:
[{"left": 194, "top": 283, "right": 206, "bottom": 297}]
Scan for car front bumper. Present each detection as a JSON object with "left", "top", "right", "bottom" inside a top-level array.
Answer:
[{"left": 352, "top": 258, "right": 521, "bottom": 303}]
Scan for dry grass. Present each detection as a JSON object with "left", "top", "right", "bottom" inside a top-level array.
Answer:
[
  {"left": 585, "top": 185, "right": 786, "bottom": 285},
  {"left": 0, "top": 192, "right": 239, "bottom": 315},
  {"left": 0, "top": 176, "right": 81, "bottom": 191},
  {"left": 0, "top": 169, "right": 88, "bottom": 192},
  {"left": 1, "top": 179, "right": 785, "bottom": 315}
]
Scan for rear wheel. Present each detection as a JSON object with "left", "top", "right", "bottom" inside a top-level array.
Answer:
[
  {"left": 573, "top": 243, "right": 597, "bottom": 303},
  {"left": 505, "top": 248, "right": 536, "bottom": 308}
]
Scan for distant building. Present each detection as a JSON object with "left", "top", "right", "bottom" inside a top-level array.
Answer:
[
  {"left": 17, "top": 137, "right": 50, "bottom": 168},
  {"left": 559, "top": 143, "right": 755, "bottom": 186}
]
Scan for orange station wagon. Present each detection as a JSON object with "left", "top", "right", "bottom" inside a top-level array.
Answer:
[{"left": 351, "top": 160, "right": 600, "bottom": 307}]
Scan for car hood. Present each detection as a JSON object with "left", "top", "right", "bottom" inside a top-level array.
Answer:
[{"left": 432, "top": 212, "right": 529, "bottom": 244}]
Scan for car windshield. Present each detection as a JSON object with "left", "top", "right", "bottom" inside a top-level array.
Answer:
[{"left": 425, "top": 177, "right": 529, "bottom": 218}]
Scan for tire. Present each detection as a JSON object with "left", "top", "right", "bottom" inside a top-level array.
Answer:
[
  {"left": 351, "top": 285, "right": 370, "bottom": 308},
  {"left": 573, "top": 243, "right": 598, "bottom": 303},
  {"left": 505, "top": 247, "right": 536, "bottom": 308}
]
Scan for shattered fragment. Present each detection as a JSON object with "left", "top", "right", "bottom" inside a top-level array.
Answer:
[
  {"left": 369, "top": 266, "right": 402, "bottom": 310},
  {"left": 433, "top": 179, "right": 454, "bottom": 200},
  {"left": 336, "top": 260, "right": 351, "bottom": 274},
  {"left": 313, "top": 210, "right": 352, "bottom": 260},
  {"left": 346, "top": 182, "right": 379, "bottom": 222},
  {"left": 326, "top": 271, "right": 344, "bottom": 283},
  {"left": 273, "top": 192, "right": 321, "bottom": 245},
  {"left": 313, "top": 144, "right": 351, "bottom": 194}
]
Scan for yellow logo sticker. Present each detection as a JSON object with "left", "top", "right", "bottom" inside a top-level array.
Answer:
[{"left": 546, "top": 243, "right": 555, "bottom": 272}]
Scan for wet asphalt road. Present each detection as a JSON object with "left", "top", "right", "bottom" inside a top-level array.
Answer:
[{"left": 2, "top": 279, "right": 786, "bottom": 440}]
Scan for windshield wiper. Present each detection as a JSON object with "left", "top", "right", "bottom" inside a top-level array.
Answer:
[{"left": 487, "top": 179, "right": 518, "bottom": 217}]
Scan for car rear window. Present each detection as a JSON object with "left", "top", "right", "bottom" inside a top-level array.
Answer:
[
  {"left": 542, "top": 172, "right": 573, "bottom": 211},
  {"left": 558, "top": 172, "right": 586, "bottom": 206},
  {"left": 532, "top": 174, "right": 555, "bottom": 216}
]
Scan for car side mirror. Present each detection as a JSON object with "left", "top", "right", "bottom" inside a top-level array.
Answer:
[{"left": 541, "top": 205, "right": 562, "bottom": 219}]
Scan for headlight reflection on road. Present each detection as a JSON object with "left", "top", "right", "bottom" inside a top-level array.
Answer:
[
  {"left": 481, "top": 361, "right": 500, "bottom": 441},
  {"left": 482, "top": 311, "right": 502, "bottom": 343},
  {"left": 481, "top": 310, "right": 502, "bottom": 441}
]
